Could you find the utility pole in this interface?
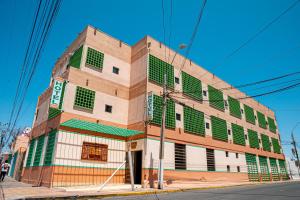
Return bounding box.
[158,73,167,189]
[291,133,300,176]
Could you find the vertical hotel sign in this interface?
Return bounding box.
[50,80,64,107]
[147,92,153,120]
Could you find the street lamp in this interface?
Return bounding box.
[158,43,186,190]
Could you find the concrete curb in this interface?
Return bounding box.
[23,180,299,200]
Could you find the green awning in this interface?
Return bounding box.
[60,119,144,137]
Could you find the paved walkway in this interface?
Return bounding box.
[0,177,297,200]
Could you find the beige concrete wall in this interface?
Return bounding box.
[63,82,129,125]
[54,130,126,169]
[215,150,247,173]
[33,97,50,128]
[186,145,207,171]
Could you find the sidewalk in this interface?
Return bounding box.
[0,177,297,200]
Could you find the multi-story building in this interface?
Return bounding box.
[22,25,288,187]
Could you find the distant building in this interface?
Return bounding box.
[286,157,300,179]
[22,26,288,187]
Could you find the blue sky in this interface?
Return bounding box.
[0,0,299,157]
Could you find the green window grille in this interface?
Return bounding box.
[183,106,205,136]
[150,94,175,129]
[148,54,174,89]
[33,135,45,166]
[272,138,281,154]
[48,107,62,120]
[278,159,289,180]
[259,156,270,181]
[208,85,224,111]
[267,117,277,133]
[257,111,267,129]
[261,134,271,152]
[86,47,104,70]
[26,139,36,167]
[269,158,280,181]
[244,105,256,125]
[182,71,202,101]
[211,116,227,142]
[68,46,83,69]
[245,153,259,182]
[248,129,259,149]
[228,96,241,118]
[74,86,95,111]
[232,123,245,146]
[44,130,57,166]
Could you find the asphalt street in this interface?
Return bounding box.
[101,182,300,200]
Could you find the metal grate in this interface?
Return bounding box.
[228,96,241,118]
[257,111,267,129]
[278,159,289,180]
[259,156,270,181]
[267,117,277,133]
[211,116,228,142]
[69,46,83,69]
[208,85,224,111]
[272,138,281,154]
[206,148,215,172]
[86,47,104,70]
[232,123,245,146]
[182,71,202,101]
[33,135,45,166]
[248,129,259,149]
[261,134,271,152]
[175,143,186,170]
[269,158,280,181]
[44,130,57,166]
[244,105,256,125]
[26,139,36,167]
[74,86,95,111]
[183,106,205,136]
[148,54,174,89]
[245,153,259,181]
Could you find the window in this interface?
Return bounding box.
[241,109,244,114]
[105,105,112,113]
[232,123,246,146]
[183,106,205,136]
[203,90,207,96]
[236,153,239,159]
[74,86,95,111]
[112,66,119,74]
[227,165,230,172]
[86,47,104,70]
[175,143,186,170]
[176,113,181,121]
[206,148,215,171]
[245,134,248,140]
[175,77,180,84]
[205,122,210,129]
[237,166,240,172]
[211,116,227,142]
[226,151,229,157]
[69,46,83,69]
[248,129,259,149]
[208,85,225,111]
[228,129,231,135]
[182,71,202,101]
[151,95,175,129]
[81,142,108,161]
[228,96,241,118]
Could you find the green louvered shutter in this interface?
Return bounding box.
[259,156,270,181]
[148,55,174,89]
[211,116,228,142]
[208,85,224,111]
[86,47,104,70]
[257,111,267,129]
[151,94,175,129]
[267,117,277,133]
[33,135,45,166]
[183,106,205,136]
[232,123,245,146]
[261,134,271,152]
[68,46,83,69]
[272,138,281,154]
[269,158,280,181]
[74,86,95,111]
[26,139,36,167]
[182,71,202,101]
[245,153,259,181]
[228,96,241,118]
[278,160,289,180]
[44,130,57,166]
[248,129,259,149]
[48,107,62,120]
[244,105,256,125]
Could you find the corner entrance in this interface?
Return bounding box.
[125,151,142,184]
